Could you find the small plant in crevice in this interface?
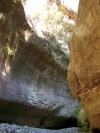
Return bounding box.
[75,107,90,132]
[3,46,14,56]
[79,125,90,132]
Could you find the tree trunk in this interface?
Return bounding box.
[68,0,100,132]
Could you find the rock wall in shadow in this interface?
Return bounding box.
[0,0,79,128]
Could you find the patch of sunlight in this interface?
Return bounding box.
[2,61,11,78]
[22,0,48,38]
[22,0,47,16]
[2,70,6,77]
[0,13,4,20]
[22,0,79,68]
[22,0,77,39]
[33,0,46,13]
[5,61,11,74]
[24,30,32,41]
[61,0,79,12]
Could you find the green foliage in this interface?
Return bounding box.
[35,2,74,44]
[75,107,90,132]
[3,46,14,56]
[79,125,90,132]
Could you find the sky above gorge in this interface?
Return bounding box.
[64,0,79,12]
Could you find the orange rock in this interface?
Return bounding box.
[68,0,100,132]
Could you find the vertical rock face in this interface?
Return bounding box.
[68,0,100,131]
[0,0,79,128]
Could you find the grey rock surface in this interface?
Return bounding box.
[0,123,89,133]
[0,0,80,128]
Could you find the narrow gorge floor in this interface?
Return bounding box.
[0,123,89,133]
[0,100,87,133]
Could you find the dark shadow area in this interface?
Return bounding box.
[93,129,100,133]
[0,100,77,129]
[44,118,77,129]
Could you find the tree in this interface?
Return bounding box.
[68,0,100,132]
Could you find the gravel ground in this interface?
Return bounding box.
[0,123,89,133]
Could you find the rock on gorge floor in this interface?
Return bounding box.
[0,123,89,133]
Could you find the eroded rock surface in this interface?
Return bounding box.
[0,0,79,128]
[68,0,100,132]
[0,123,88,133]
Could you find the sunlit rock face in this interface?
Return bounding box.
[60,0,79,12]
[68,0,100,132]
[0,0,79,128]
[22,0,77,69]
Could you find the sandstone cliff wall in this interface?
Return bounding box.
[68,0,100,131]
